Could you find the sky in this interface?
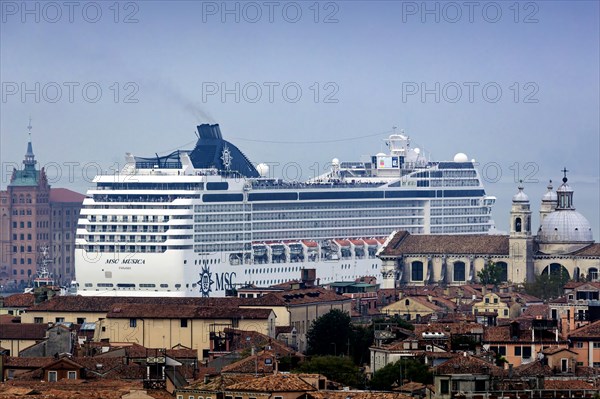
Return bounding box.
[1,0,599,235]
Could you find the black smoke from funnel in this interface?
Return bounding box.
[147,79,215,124]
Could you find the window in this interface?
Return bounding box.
[181,319,188,328]
[34,317,43,324]
[504,309,509,316]
[68,371,77,380]
[493,298,498,304]
[514,346,521,356]
[130,318,137,328]
[411,261,424,281]
[561,358,568,372]
[485,298,489,304]
[575,342,584,348]
[77,318,86,324]
[475,380,486,392]
[453,261,466,281]
[490,346,506,356]
[452,380,459,392]
[593,343,600,349]
[440,379,449,394]
[522,346,532,358]
[55,317,65,323]
[48,371,57,382]
[177,396,183,399]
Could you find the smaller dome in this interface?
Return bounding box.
[512,185,529,202]
[453,153,468,162]
[542,180,557,202]
[538,210,594,243]
[331,158,340,166]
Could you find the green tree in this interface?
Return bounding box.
[369,358,432,390]
[350,324,374,366]
[296,355,362,387]
[477,260,504,286]
[306,309,352,356]
[372,314,415,331]
[523,269,571,300]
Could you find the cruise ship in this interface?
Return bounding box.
[74,124,496,297]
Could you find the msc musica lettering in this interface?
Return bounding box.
[105,259,146,264]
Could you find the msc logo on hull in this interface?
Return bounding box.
[197,265,237,297]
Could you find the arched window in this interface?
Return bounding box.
[515,217,522,232]
[411,261,424,281]
[542,263,570,279]
[453,261,466,281]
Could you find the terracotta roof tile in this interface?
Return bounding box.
[380,231,509,257]
[221,350,277,374]
[106,303,272,319]
[522,304,549,318]
[569,319,600,339]
[544,380,595,390]
[27,296,246,313]
[0,314,20,324]
[571,243,600,256]
[225,373,317,392]
[0,323,47,340]
[3,356,54,368]
[513,360,553,377]
[434,354,504,376]
[309,392,412,399]
[224,328,300,358]
[244,287,350,307]
[2,293,35,307]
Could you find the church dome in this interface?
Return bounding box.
[538,210,593,243]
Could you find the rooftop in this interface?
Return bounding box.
[380,231,509,257]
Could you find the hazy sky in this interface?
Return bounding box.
[1,1,599,235]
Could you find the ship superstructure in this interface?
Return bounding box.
[74,124,496,296]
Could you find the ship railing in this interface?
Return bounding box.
[250,181,387,190]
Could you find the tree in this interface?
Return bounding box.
[350,324,374,366]
[369,358,432,390]
[296,355,362,387]
[477,260,504,286]
[306,309,352,356]
[523,270,571,300]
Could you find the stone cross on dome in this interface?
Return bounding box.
[562,167,569,183]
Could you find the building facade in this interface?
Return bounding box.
[0,126,84,289]
[379,173,599,287]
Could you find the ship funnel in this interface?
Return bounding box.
[197,124,223,140]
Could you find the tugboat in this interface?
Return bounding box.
[24,246,56,294]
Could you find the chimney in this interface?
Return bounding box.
[508,364,513,378]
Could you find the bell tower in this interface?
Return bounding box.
[509,182,534,283]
